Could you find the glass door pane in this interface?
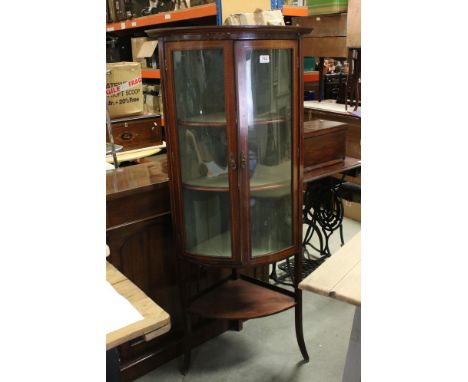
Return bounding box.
[172,46,232,258]
[237,44,295,258]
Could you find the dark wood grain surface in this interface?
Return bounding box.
[303,156,361,183]
[146,25,312,40]
[303,120,347,170]
[304,106,361,160]
[107,116,163,152]
[189,278,295,320]
[106,155,168,199]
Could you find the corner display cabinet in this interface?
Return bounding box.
[147,26,311,373]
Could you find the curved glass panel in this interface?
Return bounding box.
[243,48,293,257]
[173,48,231,257]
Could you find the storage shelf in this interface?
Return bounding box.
[182,162,291,193]
[282,5,308,17]
[178,113,285,127]
[189,278,295,320]
[106,4,307,32]
[142,69,161,79]
[179,113,226,127]
[106,3,217,32]
[187,232,231,258]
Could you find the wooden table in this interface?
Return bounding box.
[106,261,171,351]
[299,232,361,382]
[303,156,361,184]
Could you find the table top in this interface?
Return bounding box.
[106,155,169,200]
[304,156,361,183]
[106,262,171,350]
[304,100,361,118]
[299,232,361,306]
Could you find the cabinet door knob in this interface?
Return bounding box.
[229,153,237,170]
[240,151,247,169]
[121,132,133,140]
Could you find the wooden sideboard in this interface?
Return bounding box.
[106,155,267,381]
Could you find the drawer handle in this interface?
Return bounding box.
[121,132,133,141]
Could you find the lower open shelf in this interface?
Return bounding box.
[189,278,295,320]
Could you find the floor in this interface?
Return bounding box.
[136,217,361,382]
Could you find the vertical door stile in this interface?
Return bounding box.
[224,40,241,265]
[234,41,251,264]
[235,39,299,265]
[168,40,238,265]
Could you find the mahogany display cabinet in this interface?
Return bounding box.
[147,25,311,373]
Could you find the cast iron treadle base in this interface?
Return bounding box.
[270,257,326,287]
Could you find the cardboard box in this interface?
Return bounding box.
[132,38,158,69]
[106,62,144,119]
[343,199,360,222]
[131,37,148,68]
[221,0,271,24]
[143,84,161,114]
[346,0,360,47]
[224,9,284,25]
[137,40,158,69]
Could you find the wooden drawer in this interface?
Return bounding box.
[106,184,170,229]
[108,117,163,151]
[303,119,346,170]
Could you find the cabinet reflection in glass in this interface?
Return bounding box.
[173,48,231,257]
[244,48,293,257]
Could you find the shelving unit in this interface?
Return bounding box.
[106,3,217,32]
[141,69,160,79]
[282,5,308,17]
[106,3,309,32]
[182,162,291,193]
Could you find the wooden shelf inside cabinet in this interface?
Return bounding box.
[282,5,308,17]
[189,278,295,320]
[183,162,291,194]
[142,69,161,79]
[106,3,217,32]
[178,113,286,127]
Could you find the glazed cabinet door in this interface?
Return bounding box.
[165,41,241,265]
[235,40,300,265]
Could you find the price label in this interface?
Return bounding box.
[259,55,270,64]
[107,27,115,32]
[164,14,171,20]
[131,21,137,27]
[120,22,125,29]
